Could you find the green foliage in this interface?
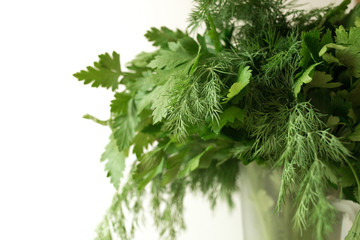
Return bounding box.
[224,65,251,102]
[111,99,138,151]
[346,211,360,240]
[320,25,360,78]
[145,27,186,48]
[76,1,360,240]
[74,51,121,91]
[101,134,126,189]
[293,62,321,98]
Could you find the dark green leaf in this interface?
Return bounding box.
[348,124,360,141]
[211,106,244,134]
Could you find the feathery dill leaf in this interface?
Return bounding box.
[75,1,360,239]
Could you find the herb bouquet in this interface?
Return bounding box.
[74,0,360,239]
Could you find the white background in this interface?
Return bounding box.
[0,0,351,239]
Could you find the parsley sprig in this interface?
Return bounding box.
[75,0,360,239]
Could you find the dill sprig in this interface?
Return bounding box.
[74,0,360,239]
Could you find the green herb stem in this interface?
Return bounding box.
[205,11,222,53]
[344,157,360,199]
[83,114,109,126]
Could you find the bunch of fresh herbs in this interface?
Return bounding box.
[74,0,360,239]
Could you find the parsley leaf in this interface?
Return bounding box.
[147,42,195,70]
[145,27,186,48]
[320,26,360,78]
[74,51,121,90]
[211,106,244,134]
[303,71,342,93]
[178,145,214,178]
[101,134,126,189]
[294,62,321,98]
[112,99,138,151]
[110,92,131,114]
[224,65,251,102]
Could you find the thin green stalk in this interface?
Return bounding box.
[83,114,109,126]
[205,11,222,53]
[344,157,360,199]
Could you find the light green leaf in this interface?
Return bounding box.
[73,51,121,91]
[101,134,126,189]
[319,43,347,56]
[178,145,214,178]
[150,61,194,123]
[333,26,360,78]
[112,99,138,151]
[110,92,131,114]
[147,40,197,70]
[293,62,321,98]
[356,16,360,27]
[224,65,252,102]
[144,27,186,48]
[321,53,343,65]
[150,84,172,123]
[304,71,342,93]
[348,124,360,141]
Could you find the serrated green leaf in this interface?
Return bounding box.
[324,163,355,187]
[294,62,321,98]
[345,211,360,240]
[344,4,360,28]
[73,51,121,91]
[101,134,126,189]
[112,99,138,151]
[111,92,131,114]
[211,106,244,134]
[126,51,156,71]
[132,132,156,158]
[178,145,214,178]
[304,71,342,93]
[178,37,199,55]
[333,26,360,78]
[147,40,196,70]
[324,163,339,185]
[144,27,186,48]
[150,84,172,123]
[150,61,194,123]
[224,65,252,102]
